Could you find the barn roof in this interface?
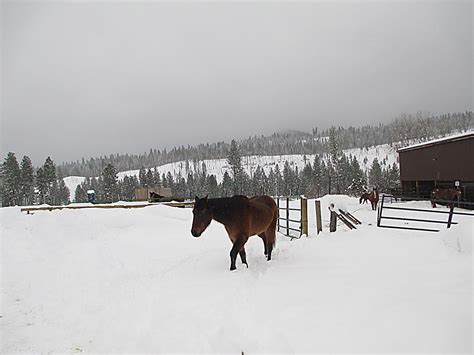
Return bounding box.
[397,131,474,153]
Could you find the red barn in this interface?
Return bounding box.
[397,132,474,201]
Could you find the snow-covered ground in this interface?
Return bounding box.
[1,196,472,353]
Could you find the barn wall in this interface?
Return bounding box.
[399,137,474,182]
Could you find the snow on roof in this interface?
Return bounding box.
[397,131,474,153]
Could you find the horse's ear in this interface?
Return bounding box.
[204,195,208,201]
[195,195,200,201]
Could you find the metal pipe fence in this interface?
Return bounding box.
[377,194,474,232]
[276,197,308,239]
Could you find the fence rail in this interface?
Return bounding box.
[20,201,194,213]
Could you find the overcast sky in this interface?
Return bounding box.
[1,0,472,165]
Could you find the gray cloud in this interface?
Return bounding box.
[1,0,472,165]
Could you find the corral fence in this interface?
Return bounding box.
[276,197,308,239]
[377,194,474,232]
[20,201,194,214]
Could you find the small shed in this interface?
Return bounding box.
[397,132,474,201]
[135,187,172,201]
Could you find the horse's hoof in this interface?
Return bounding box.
[230,266,236,271]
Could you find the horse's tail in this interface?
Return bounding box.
[270,208,278,248]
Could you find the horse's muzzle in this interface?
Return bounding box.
[191,230,201,238]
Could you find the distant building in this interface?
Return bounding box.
[87,190,96,204]
[397,132,474,201]
[135,187,172,201]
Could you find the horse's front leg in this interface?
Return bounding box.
[230,236,247,271]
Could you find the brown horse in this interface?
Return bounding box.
[367,189,379,211]
[191,195,278,271]
[431,188,461,208]
[359,193,370,204]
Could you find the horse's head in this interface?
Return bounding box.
[191,195,212,238]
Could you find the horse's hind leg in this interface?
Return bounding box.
[265,224,277,261]
[230,236,247,271]
[239,247,248,268]
[259,233,268,256]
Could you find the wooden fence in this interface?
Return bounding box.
[20,201,194,213]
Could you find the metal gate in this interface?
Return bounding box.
[276,197,308,239]
[377,194,474,232]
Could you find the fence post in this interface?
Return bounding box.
[315,200,322,235]
[377,195,384,227]
[301,197,308,236]
[286,197,290,237]
[329,203,337,232]
[447,204,454,228]
[277,198,280,232]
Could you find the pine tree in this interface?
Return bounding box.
[320,159,330,195]
[50,180,59,205]
[146,169,154,187]
[282,161,293,196]
[19,155,35,205]
[166,172,174,192]
[37,157,57,204]
[221,171,233,197]
[58,179,70,205]
[347,156,366,195]
[328,127,343,193]
[1,152,21,206]
[368,158,383,190]
[153,168,161,187]
[274,164,283,197]
[300,163,313,197]
[174,174,187,198]
[186,173,195,198]
[267,168,277,196]
[227,139,244,194]
[121,176,138,201]
[35,167,48,204]
[75,184,87,202]
[312,155,323,197]
[139,167,147,187]
[207,175,219,197]
[43,157,57,184]
[251,165,266,195]
[102,164,118,203]
[161,173,167,188]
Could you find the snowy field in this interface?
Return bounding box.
[1,196,472,353]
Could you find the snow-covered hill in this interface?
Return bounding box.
[1,196,472,353]
[64,143,398,201]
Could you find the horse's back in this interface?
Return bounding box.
[250,195,277,211]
